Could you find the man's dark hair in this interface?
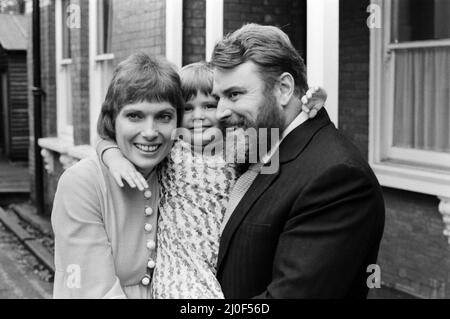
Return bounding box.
[210,23,308,97]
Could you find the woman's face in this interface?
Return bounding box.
[115,101,177,176]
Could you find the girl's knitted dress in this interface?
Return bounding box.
[151,139,237,298]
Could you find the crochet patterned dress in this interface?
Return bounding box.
[151,139,237,298]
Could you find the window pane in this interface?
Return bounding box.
[392,0,450,42]
[97,0,113,54]
[393,47,450,152]
[62,0,71,59]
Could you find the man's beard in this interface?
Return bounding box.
[219,91,285,174]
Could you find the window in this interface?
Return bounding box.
[61,0,71,60]
[391,0,450,157]
[89,0,114,145]
[392,0,450,43]
[369,0,450,198]
[56,0,74,142]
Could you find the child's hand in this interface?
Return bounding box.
[301,86,328,119]
[103,148,149,191]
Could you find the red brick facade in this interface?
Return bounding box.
[182,0,205,65]
[71,0,90,145]
[111,0,166,63]
[339,0,370,159]
[223,0,306,58]
[380,188,449,298]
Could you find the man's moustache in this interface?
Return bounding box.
[219,118,249,129]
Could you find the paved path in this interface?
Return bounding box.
[0,222,52,299]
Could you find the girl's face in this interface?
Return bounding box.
[181,92,220,147]
[115,101,177,176]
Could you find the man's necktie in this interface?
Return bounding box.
[220,163,263,234]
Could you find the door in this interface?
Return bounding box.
[0,72,9,156]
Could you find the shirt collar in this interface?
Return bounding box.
[261,111,309,164]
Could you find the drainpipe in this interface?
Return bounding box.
[32,0,44,215]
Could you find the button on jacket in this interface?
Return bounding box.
[52,156,159,299]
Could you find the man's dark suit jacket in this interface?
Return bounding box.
[217,109,385,298]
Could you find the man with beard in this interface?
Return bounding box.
[210,24,385,298]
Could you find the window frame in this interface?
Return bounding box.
[205,0,223,61]
[55,0,74,144]
[369,0,450,198]
[165,0,183,69]
[89,0,114,145]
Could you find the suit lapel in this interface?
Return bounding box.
[217,167,279,269]
[279,108,332,164]
[217,109,333,270]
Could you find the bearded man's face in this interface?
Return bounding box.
[212,61,285,166]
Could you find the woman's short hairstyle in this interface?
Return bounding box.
[97,53,184,140]
[210,23,308,98]
[180,61,214,102]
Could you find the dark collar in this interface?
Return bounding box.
[276,108,332,165]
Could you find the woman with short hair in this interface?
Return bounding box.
[51,53,184,298]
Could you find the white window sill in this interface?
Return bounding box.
[38,137,73,154]
[94,53,115,62]
[372,160,450,244]
[387,38,450,50]
[38,137,96,172]
[371,160,450,198]
[60,58,73,65]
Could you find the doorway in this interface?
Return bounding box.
[0,72,9,156]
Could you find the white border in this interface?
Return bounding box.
[165,0,183,69]
[205,0,223,62]
[306,0,339,127]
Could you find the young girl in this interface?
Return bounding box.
[97,62,327,298]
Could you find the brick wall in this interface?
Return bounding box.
[71,0,90,145]
[379,188,450,298]
[111,0,166,64]
[223,0,306,58]
[339,0,370,159]
[338,0,450,298]
[183,0,205,65]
